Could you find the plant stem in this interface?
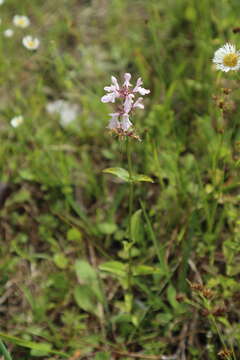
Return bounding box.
[209,315,235,360]
[126,138,134,296]
[0,339,12,360]
[127,138,134,217]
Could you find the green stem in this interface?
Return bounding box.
[0,339,12,360]
[209,315,235,360]
[126,138,134,295]
[140,200,167,274]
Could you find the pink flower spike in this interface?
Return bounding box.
[123,94,134,114]
[107,113,121,130]
[123,73,132,88]
[133,97,144,109]
[121,114,132,131]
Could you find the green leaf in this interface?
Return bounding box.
[53,253,68,269]
[74,285,99,316]
[102,167,130,182]
[98,222,117,235]
[99,261,126,277]
[130,209,142,243]
[0,332,68,358]
[103,168,153,184]
[74,260,103,302]
[167,285,181,310]
[94,351,111,360]
[75,260,97,283]
[30,344,52,357]
[67,228,82,242]
[133,264,163,276]
[132,174,154,183]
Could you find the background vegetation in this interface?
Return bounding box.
[0,0,240,359]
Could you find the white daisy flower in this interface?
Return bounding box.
[0,0,5,5]
[10,115,24,128]
[4,29,14,37]
[213,43,240,72]
[22,35,40,50]
[13,15,30,28]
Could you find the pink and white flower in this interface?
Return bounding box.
[123,94,134,114]
[107,113,121,130]
[121,114,132,131]
[101,76,120,103]
[133,78,150,95]
[101,73,150,137]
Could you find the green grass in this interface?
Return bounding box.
[1,0,240,359]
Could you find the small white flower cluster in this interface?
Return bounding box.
[2,12,40,50]
[46,100,80,127]
[101,73,150,138]
[10,115,24,128]
[213,43,240,72]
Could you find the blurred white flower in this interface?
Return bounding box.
[13,15,30,28]
[4,29,14,37]
[213,43,240,72]
[11,115,23,128]
[0,0,4,5]
[22,35,40,50]
[46,100,80,127]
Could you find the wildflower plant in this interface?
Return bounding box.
[102,73,153,313]
[101,73,150,140]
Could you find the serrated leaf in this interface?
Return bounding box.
[102,167,130,182]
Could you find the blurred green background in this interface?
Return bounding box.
[0,0,240,359]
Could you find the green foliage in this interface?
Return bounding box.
[1,0,240,358]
